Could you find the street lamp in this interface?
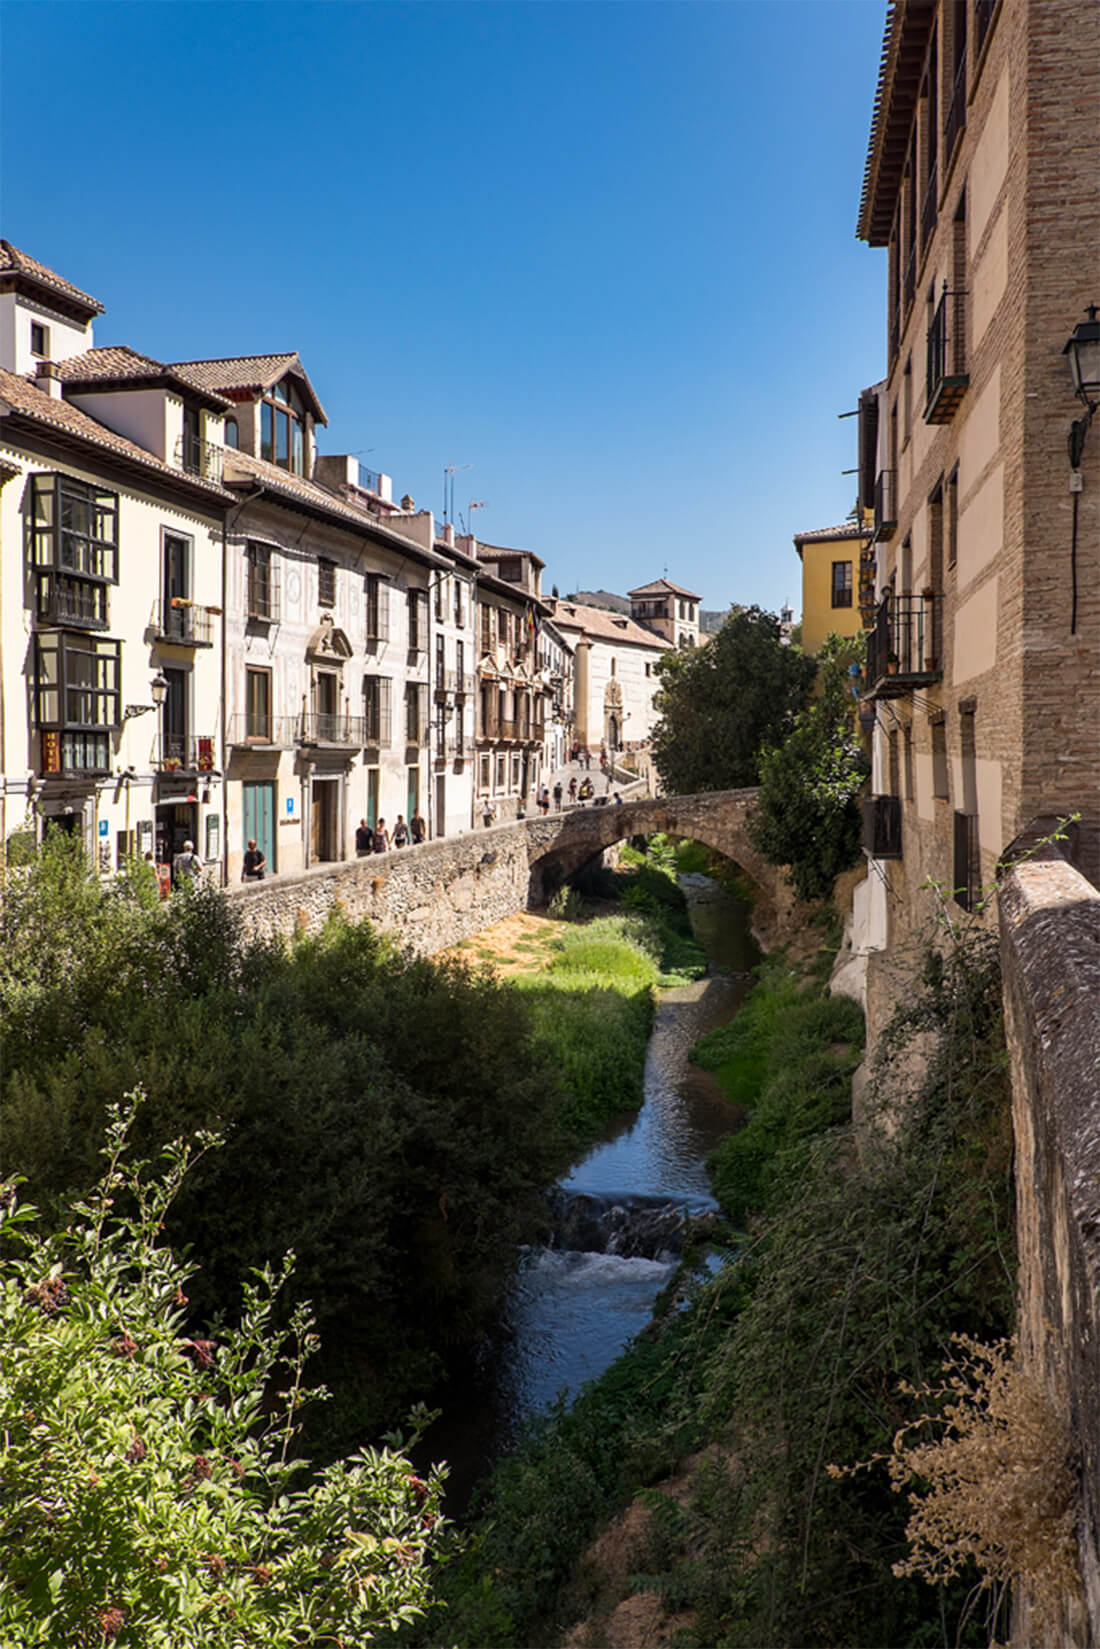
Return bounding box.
[1063,303,1100,468]
[150,671,169,708]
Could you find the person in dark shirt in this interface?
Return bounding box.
[355,818,373,856]
[241,838,266,881]
[410,810,427,844]
[393,815,409,847]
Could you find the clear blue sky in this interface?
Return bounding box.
[2,0,887,615]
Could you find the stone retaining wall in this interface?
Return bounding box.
[226,822,531,955]
[999,820,1100,1646]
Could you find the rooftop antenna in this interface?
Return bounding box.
[443,463,472,525]
[465,500,488,539]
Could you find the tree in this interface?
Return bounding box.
[0,1094,445,1647]
[650,607,816,794]
[747,633,870,901]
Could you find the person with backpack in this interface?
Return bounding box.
[393,815,409,848]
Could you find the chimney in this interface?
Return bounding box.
[34,360,63,399]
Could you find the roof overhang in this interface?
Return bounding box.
[858,0,936,247]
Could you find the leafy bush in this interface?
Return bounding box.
[0,1096,445,1647]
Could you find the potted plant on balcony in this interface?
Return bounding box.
[886,652,900,675]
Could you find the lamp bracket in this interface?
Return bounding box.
[123,703,156,722]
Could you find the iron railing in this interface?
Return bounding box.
[904,243,916,312]
[37,572,108,630]
[153,600,215,646]
[953,811,981,910]
[920,171,938,252]
[926,287,969,421]
[945,53,967,157]
[863,794,903,859]
[874,469,897,538]
[158,734,217,771]
[175,434,224,483]
[298,712,367,746]
[227,713,299,747]
[866,591,942,693]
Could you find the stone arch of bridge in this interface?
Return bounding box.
[524,790,784,917]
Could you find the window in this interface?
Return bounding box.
[35,632,121,770]
[479,753,490,791]
[435,576,447,622]
[903,356,913,443]
[30,321,49,357]
[499,558,523,583]
[181,406,202,475]
[831,562,853,608]
[480,604,494,653]
[260,379,307,475]
[246,543,280,621]
[31,473,119,582]
[363,675,392,746]
[931,716,949,798]
[645,661,652,677]
[224,417,239,449]
[456,638,465,689]
[245,667,272,740]
[405,682,427,745]
[161,667,190,764]
[946,0,968,156]
[365,573,389,645]
[407,590,428,653]
[946,465,959,568]
[318,558,336,609]
[610,657,616,676]
[920,31,938,251]
[454,580,465,627]
[436,634,446,688]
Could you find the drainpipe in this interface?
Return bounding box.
[219,512,228,887]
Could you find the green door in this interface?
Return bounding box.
[243,781,276,873]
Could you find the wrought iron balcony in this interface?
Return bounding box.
[158,734,217,772]
[925,287,969,423]
[863,794,903,859]
[874,469,897,539]
[298,712,367,747]
[227,714,298,748]
[153,599,215,647]
[37,571,108,630]
[865,591,943,698]
[175,433,224,483]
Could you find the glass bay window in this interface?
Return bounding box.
[31,474,119,630]
[35,631,121,775]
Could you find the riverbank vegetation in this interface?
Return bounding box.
[423,923,1015,1648]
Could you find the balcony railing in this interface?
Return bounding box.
[358,465,382,493]
[953,810,981,910]
[298,712,367,746]
[863,794,903,859]
[175,433,224,484]
[874,469,897,539]
[945,54,967,159]
[37,572,108,630]
[925,287,969,423]
[866,592,943,697]
[158,734,217,771]
[434,669,457,697]
[904,243,916,312]
[153,600,215,646]
[227,714,298,747]
[499,719,518,741]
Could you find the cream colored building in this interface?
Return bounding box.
[627,578,700,649]
[473,543,550,820]
[549,598,669,755]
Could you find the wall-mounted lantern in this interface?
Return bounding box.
[1064,303,1099,468]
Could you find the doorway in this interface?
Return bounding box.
[242,780,276,875]
[435,774,446,838]
[156,801,198,883]
[311,778,339,862]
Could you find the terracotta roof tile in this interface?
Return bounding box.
[0,241,103,317]
[55,346,230,409]
[0,367,232,503]
[792,522,868,552]
[550,598,671,650]
[171,353,328,425]
[627,576,700,600]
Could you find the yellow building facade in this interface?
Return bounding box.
[792,520,868,656]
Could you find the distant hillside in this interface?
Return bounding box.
[701,608,728,634]
[566,589,630,614]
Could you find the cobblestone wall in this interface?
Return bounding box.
[226,822,531,956]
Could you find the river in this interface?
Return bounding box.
[431,873,756,1506]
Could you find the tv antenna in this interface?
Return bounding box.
[443,463,472,525]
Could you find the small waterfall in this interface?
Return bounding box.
[547,1188,718,1262]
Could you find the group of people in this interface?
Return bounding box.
[355,811,426,856]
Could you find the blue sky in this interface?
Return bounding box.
[2,0,887,614]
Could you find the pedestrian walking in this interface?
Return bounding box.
[373,818,390,853]
[355,818,372,856]
[553,781,563,811]
[174,838,203,885]
[241,838,266,882]
[393,814,409,847]
[568,777,577,803]
[584,749,591,771]
[482,796,496,829]
[410,809,426,844]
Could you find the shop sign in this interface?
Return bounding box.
[41,732,60,774]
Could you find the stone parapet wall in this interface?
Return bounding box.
[226,823,531,956]
[999,820,1100,1645]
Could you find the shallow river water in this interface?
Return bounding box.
[431,875,756,1503]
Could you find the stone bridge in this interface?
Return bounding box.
[228,787,793,956]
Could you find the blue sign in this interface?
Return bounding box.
[285,797,296,816]
[98,819,109,837]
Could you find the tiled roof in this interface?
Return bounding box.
[171,353,328,425]
[793,521,867,546]
[478,540,547,571]
[0,240,103,317]
[627,576,700,600]
[550,598,671,651]
[0,367,232,502]
[55,346,231,410]
[221,449,447,565]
